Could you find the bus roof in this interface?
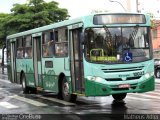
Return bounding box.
[7,16,83,39]
[7,12,150,40]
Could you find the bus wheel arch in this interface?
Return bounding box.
[20,71,24,84]
[58,73,64,99]
[20,71,29,94]
[58,73,77,102]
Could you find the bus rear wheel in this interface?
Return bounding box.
[61,76,77,102]
[21,73,29,94]
[112,93,127,101]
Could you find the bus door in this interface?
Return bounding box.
[32,33,42,88]
[69,25,84,93]
[10,40,16,83]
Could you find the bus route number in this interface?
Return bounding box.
[133,71,144,77]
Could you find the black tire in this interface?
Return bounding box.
[21,73,30,94]
[155,69,160,78]
[112,93,127,101]
[61,76,77,102]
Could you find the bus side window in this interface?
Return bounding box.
[55,42,68,57]
[55,28,68,57]
[25,49,32,58]
[24,35,32,58]
[42,31,55,57]
[16,38,24,59]
[55,30,58,42]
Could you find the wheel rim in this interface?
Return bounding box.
[22,76,25,89]
[63,82,69,96]
[157,71,160,78]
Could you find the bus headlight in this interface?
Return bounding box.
[87,76,103,82]
[144,72,154,79]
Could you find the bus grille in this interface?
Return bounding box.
[102,66,144,73]
[105,76,141,81]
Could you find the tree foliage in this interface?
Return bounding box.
[0,13,11,47]
[0,0,69,47]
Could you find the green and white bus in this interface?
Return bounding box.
[6,13,155,102]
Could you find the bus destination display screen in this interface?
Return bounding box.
[93,14,146,25]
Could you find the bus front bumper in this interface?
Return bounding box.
[85,76,155,96]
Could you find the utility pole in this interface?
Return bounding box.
[136,0,139,13]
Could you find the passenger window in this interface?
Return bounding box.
[55,42,68,57]
[42,31,54,57]
[24,35,32,58]
[16,37,24,59]
[55,28,68,57]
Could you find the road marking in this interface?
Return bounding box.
[129,93,160,100]
[36,95,75,106]
[0,102,19,109]
[0,79,11,84]
[10,95,48,107]
[144,91,160,96]
[155,80,160,84]
[154,89,160,92]
[127,96,150,101]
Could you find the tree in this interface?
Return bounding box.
[0,0,69,47]
[9,0,69,30]
[0,13,11,47]
[146,12,156,28]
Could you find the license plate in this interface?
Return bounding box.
[118,84,130,88]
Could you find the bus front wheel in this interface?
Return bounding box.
[21,73,29,94]
[61,76,77,102]
[155,69,160,78]
[112,93,127,101]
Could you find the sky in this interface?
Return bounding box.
[0,0,124,18]
[138,0,160,18]
[0,0,160,19]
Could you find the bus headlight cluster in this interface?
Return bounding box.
[144,72,154,79]
[87,76,103,82]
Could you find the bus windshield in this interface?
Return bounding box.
[85,26,152,63]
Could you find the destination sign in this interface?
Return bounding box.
[93,14,146,24]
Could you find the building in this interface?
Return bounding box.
[152,19,160,58]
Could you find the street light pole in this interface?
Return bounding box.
[136,0,139,13]
[109,0,127,12]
